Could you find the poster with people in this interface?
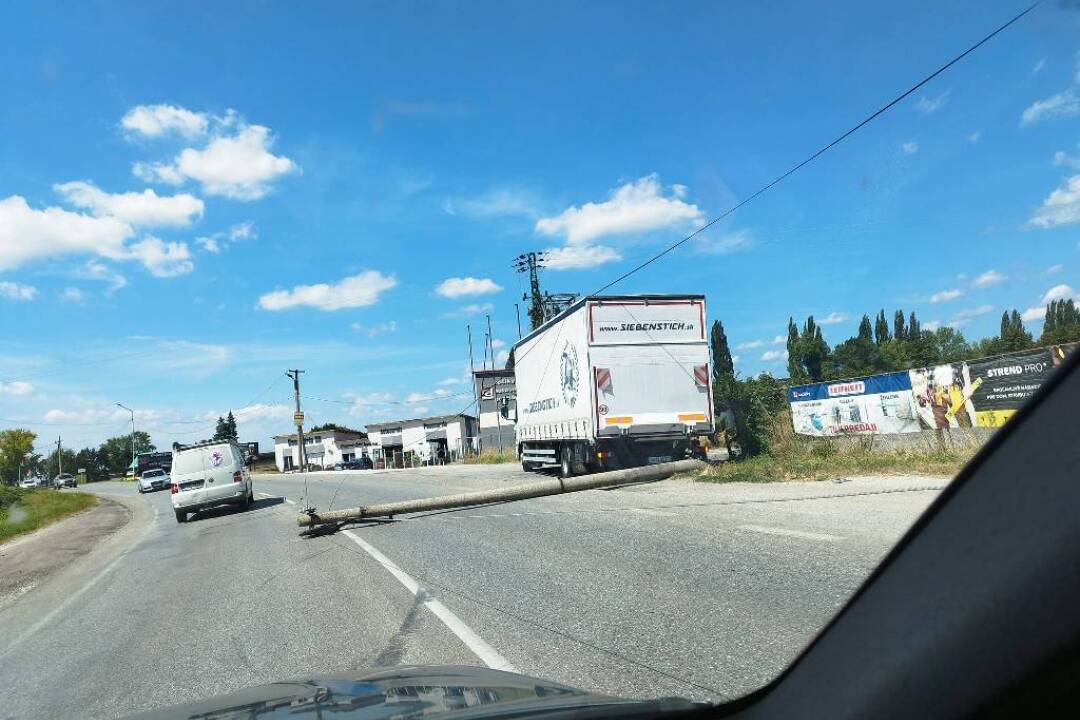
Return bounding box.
[908,362,973,430]
[788,372,920,436]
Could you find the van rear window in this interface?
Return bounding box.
[171,451,206,475]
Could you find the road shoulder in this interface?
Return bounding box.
[0,486,152,658]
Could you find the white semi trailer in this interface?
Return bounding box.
[509,294,714,477]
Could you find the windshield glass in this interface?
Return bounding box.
[0,2,1077,718]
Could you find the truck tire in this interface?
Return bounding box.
[559,445,574,479]
[174,509,186,523]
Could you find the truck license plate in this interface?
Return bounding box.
[647,455,673,465]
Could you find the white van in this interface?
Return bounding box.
[170,441,253,523]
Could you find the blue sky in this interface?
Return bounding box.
[1,1,1078,452]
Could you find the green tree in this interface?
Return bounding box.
[74,447,109,482]
[927,326,971,363]
[1040,299,1080,345]
[795,316,830,382]
[99,431,155,475]
[893,309,907,342]
[874,310,891,345]
[726,373,788,457]
[225,411,238,441]
[213,416,228,441]
[857,314,873,342]
[709,319,735,380]
[0,428,37,485]
[45,448,78,478]
[998,309,1034,354]
[908,311,920,338]
[786,317,804,382]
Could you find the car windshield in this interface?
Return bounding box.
[0,3,1078,718]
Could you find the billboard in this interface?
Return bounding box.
[788,372,920,436]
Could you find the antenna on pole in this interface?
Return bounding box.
[513,251,548,330]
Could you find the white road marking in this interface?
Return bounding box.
[257,492,296,505]
[625,508,677,517]
[341,529,516,672]
[738,524,842,542]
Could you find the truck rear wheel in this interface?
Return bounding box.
[559,445,574,478]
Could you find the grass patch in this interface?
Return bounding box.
[0,486,99,544]
[461,449,518,465]
[697,414,978,483]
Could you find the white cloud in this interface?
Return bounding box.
[916,91,949,114]
[350,320,397,338]
[258,270,397,311]
[761,349,788,362]
[930,288,964,303]
[458,303,493,316]
[735,339,764,350]
[231,403,292,422]
[731,355,740,365]
[1021,89,1080,127]
[44,407,127,424]
[972,270,1007,288]
[1052,145,1080,170]
[435,276,503,298]
[0,281,37,301]
[128,237,194,277]
[0,195,133,271]
[818,312,849,325]
[1047,263,1064,275]
[1033,57,1047,75]
[496,349,510,365]
[138,124,298,200]
[535,174,703,245]
[490,338,506,349]
[0,381,33,396]
[922,320,942,331]
[1042,284,1075,304]
[692,229,753,255]
[968,130,981,144]
[1028,175,1080,229]
[437,377,462,386]
[1022,306,1046,322]
[901,141,919,155]
[80,260,127,292]
[444,188,539,218]
[542,245,622,270]
[196,221,255,254]
[60,286,85,302]
[121,104,208,139]
[132,161,185,185]
[54,181,203,228]
[952,304,995,325]
[771,335,786,345]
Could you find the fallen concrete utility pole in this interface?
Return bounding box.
[297,458,707,529]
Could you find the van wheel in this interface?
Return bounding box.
[174,510,186,523]
[559,445,574,479]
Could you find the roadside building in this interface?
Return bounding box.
[366,413,479,467]
[272,428,370,472]
[473,368,516,453]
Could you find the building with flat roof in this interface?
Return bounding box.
[271,428,369,472]
[473,368,516,452]
[366,413,478,467]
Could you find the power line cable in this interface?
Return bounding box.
[589,2,1038,298]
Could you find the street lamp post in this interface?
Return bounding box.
[116,403,135,477]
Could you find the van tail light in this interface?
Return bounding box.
[233,471,242,483]
[170,483,178,495]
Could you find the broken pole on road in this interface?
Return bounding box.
[296,458,707,532]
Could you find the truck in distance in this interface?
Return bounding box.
[509,294,713,477]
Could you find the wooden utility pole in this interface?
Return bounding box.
[286,370,307,472]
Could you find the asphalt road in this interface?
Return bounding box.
[0,466,948,718]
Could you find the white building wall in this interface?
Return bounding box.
[401,424,427,458]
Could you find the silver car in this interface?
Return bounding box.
[137,468,170,493]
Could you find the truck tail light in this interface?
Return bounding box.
[170,483,178,495]
[233,471,242,483]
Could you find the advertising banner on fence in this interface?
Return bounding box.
[788,372,920,436]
